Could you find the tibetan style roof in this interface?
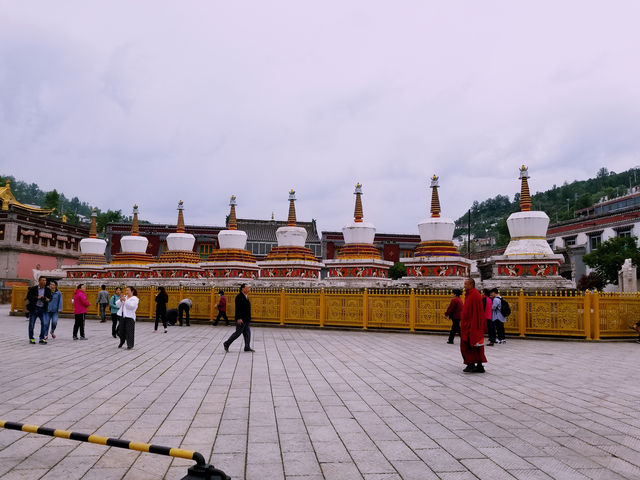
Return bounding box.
[236,219,320,243]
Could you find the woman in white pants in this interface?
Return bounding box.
[116,286,139,349]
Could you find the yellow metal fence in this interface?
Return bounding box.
[10,286,639,340]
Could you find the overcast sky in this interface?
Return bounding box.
[2,1,640,234]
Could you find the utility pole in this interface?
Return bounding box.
[467,209,471,259]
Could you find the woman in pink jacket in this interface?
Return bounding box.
[73,284,90,340]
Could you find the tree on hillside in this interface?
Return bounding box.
[44,189,61,212]
[97,210,125,233]
[582,236,640,285]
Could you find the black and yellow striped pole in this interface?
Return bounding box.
[0,420,230,480]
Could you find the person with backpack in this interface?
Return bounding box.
[490,288,509,344]
[482,288,497,346]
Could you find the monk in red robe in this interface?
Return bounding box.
[460,278,487,373]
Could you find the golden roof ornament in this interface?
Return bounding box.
[89,208,98,238]
[353,183,364,223]
[228,195,238,230]
[430,174,441,218]
[176,200,185,233]
[131,204,139,236]
[519,165,531,212]
[287,189,297,227]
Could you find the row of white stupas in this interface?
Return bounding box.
[65,166,572,289]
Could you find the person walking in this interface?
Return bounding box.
[109,287,122,338]
[483,288,497,346]
[445,288,463,344]
[26,276,52,344]
[72,284,90,340]
[178,298,192,326]
[490,288,507,344]
[223,284,254,352]
[46,280,63,339]
[97,285,109,323]
[460,278,487,373]
[154,286,168,333]
[116,286,139,349]
[213,290,229,326]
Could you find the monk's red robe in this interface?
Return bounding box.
[460,288,487,364]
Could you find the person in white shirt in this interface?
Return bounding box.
[116,286,139,349]
[178,298,193,326]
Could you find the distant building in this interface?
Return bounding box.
[105,218,321,262]
[0,180,88,294]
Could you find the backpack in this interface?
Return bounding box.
[500,297,511,317]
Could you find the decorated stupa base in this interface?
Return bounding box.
[337,244,383,259]
[485,255,573,290]
[146,261,205,279]
[414,240,459,257]
[324,258,393,287]
[156,250,201,264]
[208,248,257,263]
[110,252,154,264]
[399,256,473,288]
[264,246,319,262]
[200,261,260,280]
[76,254,108,265]
[257,260,323,284]
[63,264,106,279]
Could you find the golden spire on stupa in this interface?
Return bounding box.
[519,165,531,212]
[353,183,364,223]
[228,195,237,230]
[89,208,98,238]
[287,190,297,227]
[131,205,139,236]
[430,175,441,218]
[176,200,185,233]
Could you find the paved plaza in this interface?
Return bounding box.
[1,305,639,480]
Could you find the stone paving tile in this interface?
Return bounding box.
[2,306,640,479]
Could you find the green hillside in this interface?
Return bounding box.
[453,167,640,247]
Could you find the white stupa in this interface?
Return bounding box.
[78,208,107,265]
[111,205,153,264]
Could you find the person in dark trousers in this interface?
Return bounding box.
[223,284,254,352]
[26,276,52,344]
[483,288,497,346]
[109,287,122,338]
[46,280,62,339]
[490,288,507,344]
[97,285,109,323]
[445,288,463,344]
[72,283,90,340]
[154,286,168,333]
[166,308,178,326]
[116,286,139,349]
[178,298,192,326]
[213,290,229,326]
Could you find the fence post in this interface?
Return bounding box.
[362,288,368,330]
[319,288,325,327]
[592,291,600,340]
[518,289,525,337]
[11,286,16,312]
[148,288,154,319]
[210,288,216,322]
[179,285,185,302]
[279,288,286,326]
[409,289,416,332]
[583,291,591,340]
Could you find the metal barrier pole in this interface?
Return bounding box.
[0,420,230,480]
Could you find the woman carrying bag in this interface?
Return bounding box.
[116,286,139,349]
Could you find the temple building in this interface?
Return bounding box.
[200,196,259,281]
[400,175,472,288]
[324,183,392,286]
[484,166,573,290]
[257,190,323,284]
[0,180,86,296]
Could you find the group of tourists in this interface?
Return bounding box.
[444,278,510,373]
[25,280,231,350]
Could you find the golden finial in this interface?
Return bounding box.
[176,200,185,233]
[228,195,237,230]
[353,183,363,223]
[89,208,98,238]
[62,214,67,223]
[287,190,297,227]
[430,175,441,218]
[131,205,139,236]
[519,165,531,212]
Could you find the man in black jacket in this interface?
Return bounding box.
[223,283,254,352]
[26,276,52,344]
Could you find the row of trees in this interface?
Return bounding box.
[1,175,131,233]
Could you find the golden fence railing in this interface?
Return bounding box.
[9,286,639,340]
